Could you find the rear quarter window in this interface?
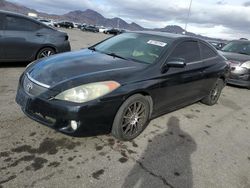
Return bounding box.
[200,42,217,59]
[5,15,40,31]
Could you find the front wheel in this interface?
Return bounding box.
[201,79,224,106]
[111,94,151,141]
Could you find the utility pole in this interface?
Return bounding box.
[117,18,120,29]
[184,0,193,34]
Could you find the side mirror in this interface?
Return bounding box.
[167,60,186,68]
[161,58,186,73]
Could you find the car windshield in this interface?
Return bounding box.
[93,33,172,64]
[221,41,250,55]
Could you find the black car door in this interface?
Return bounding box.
[2,15,45,61]
[155,40,205,114]
[0,13,4,61]
[199,41,221,95]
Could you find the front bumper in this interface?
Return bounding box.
[16,81,123,136]
[227,66,250,88]
[227,78,250,88]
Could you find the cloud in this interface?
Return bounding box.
[101,0,250,35]
[217,1,227,5]
[243,1,250,6]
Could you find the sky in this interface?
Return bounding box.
[8,0,250,39]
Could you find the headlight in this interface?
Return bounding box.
[55,81,120,103]
[241,61,250,69]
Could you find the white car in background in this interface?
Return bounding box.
[73,22,81,28]
[38,19,54,27]
[98,26,108,33]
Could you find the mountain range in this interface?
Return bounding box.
[0,0,226,41]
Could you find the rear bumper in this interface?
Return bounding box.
[57,41,71,53]
[16,82,123,136]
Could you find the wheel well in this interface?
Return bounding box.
[125,91,154,118]
[219,76,227,86]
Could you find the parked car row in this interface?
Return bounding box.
[36,17,127,35]
[79,24,125,35]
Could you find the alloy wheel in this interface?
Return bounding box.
[210,83,220,103]
[38,49,55,59]
[122,101,147,136]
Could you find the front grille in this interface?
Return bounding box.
[23,75,47,96]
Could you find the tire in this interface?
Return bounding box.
[201,79,224,106]
[111,94,151,141]
[36,47,56,60]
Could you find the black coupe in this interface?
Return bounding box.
[16,31,229,140]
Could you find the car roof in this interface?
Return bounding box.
[0,10,57,30]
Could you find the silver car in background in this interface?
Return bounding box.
[220,40,250,89]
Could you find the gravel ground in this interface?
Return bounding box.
[0,28,250,188]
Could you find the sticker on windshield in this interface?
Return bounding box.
[147,40,167,47]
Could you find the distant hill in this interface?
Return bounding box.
[62,9,144,30]
[155,25,185,33]
[0,0,143,30]
[0,0,227,41]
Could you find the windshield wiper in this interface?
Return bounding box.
[105,52,128,60]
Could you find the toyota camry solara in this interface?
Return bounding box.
[16,31,230,141]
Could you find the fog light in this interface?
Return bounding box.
[70,120,79,131]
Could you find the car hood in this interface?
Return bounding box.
[27,49,147,89]
[219,51,250,63]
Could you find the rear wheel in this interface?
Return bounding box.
[111,94,150,141]
[201,79,224,105]
[36,47,55,60]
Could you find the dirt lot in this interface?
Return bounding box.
[0,29,250,188]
